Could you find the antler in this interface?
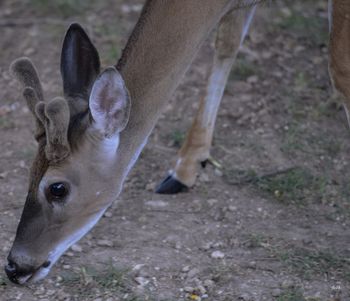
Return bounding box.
[10,58,45,139]
[36,99,71,163]
[10,57,71,163]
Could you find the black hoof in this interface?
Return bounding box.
[155,174,189,194]
[200,159,209,168]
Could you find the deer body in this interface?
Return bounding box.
[5,0,350,285]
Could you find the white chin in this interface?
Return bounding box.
[18,266,51,284]
[29,266,51,282]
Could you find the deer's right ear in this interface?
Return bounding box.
[60,23,100,98]
[89,67,130,138]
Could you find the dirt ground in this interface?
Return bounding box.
[0,0,349,300]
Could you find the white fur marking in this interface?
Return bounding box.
[240,6,256,44]
[202,58,234,128]
[47,209,107,268]
[28,208,107,283]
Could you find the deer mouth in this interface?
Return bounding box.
[14,261,51,285]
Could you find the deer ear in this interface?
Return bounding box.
[60,23,100,98]
[89,67,130,137]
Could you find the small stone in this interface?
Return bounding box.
[134,276,149,286]
[228,205,237,212]
[247,75,258,84]
[71,244,82,252]
[187,268,200,279]
[175,242,182,250]
[271,288,282,297]
[145,200,168,208]
[214,169,223,177]
[24,48,35,56]
[103,211,112,218]
[132,264,145,271]
[145,182,156,191]
[211,251,225,259]
[64,251,74,257]
[63,265,70,269]
[247,261,256,269]
[238,293,251,300]
[182,266,190,273]
[199,173,210,183]
[201,242,213,250]
[97,239,114,247]
[204,279,214,288]
[207,199,218,206]
[198,285,206,294]
[46,290,56,296]
[281,279,295,289]
[184,286,194,293]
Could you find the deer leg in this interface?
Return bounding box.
[156,7,256,194]
[329,0,350,124]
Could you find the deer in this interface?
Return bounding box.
[4,0,350,285]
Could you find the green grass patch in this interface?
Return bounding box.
[31,0,91,17]
[277,287,306,301]
[0,116,15,130]
[169,129,185,148]
[243,233,270,249]
[274,247,350,281]
[60,264,133,300]
[255,167,326,204]
[276,12,328,46]
[230,55,256,81]
[223,167,326,204]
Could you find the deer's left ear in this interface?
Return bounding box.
[89,67,131,137]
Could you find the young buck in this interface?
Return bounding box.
[5,0,350,284]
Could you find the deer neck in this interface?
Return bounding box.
[113,0,232,186]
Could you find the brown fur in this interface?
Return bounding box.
[8,0,350,284]
[329,0,350,108]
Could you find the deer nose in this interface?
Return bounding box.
[5,259,33,284]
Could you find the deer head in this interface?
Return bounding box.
[5,23,130,284]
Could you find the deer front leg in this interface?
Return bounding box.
[329,0,350,123]
[156,7,256,194]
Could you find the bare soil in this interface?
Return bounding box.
[0,0,349,300]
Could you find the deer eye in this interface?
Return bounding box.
[46,182,69,201]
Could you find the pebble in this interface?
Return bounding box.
[175,242,182,250]
[247,261,256,269]
[198,285,207,294]
[206,199,218,207]
[182,266,190,273]
[187,268,200,279]
[271,288,282,297]
[103,211,112,218]
[214,169,223,177]
[97,239,114,247]
[134,276,149,286]
[71,244,82,252]
[203,279,214,288]
[132,264,145,271]
[199,173,210,183]
[145,200,168,208]
[201,242,213,250]
[184,286,194,293]
[145,182,156,191]
[211,251,225,259]
[281,279,295,288]
[238,293,251,301]
[228,205,237,212]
